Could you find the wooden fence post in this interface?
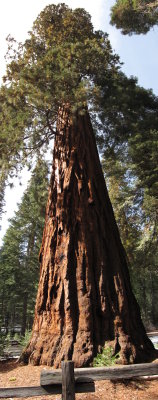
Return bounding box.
[61,361,75,400]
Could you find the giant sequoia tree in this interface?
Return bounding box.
[1,4,157,366]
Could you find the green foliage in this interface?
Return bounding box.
[0,173,6,229]
[102,144,158,327]
[93,346,119,367]
[0,158,49,334]
[0,3,120,186]
[129,129,158,198]
[0,333,5,356]
[99,73,158,201]
[110,0,158,35]
[1,3,158,209]
[99,73,158,324]
[0,331,11,357]
[19,330,32,347]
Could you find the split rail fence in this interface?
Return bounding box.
[0,361,158,399]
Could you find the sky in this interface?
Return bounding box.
[0,0,158,244]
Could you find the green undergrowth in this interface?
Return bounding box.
[93,346,120,367]
[18,330,32,347]
[0,330,32,357]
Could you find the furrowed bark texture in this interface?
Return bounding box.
[22,107,156,367]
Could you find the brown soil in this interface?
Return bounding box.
[0,360,158,400]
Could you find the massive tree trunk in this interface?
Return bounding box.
[22,106,157,367]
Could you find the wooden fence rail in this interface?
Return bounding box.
[0,361,157,399]
[41,361,158,384]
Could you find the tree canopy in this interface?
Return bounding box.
[1,4,158,201]
[0,3,119,182]
[110,0,158,35]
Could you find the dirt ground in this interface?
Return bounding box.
[0,360,158,400]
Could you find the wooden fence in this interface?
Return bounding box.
[0,361,157,399]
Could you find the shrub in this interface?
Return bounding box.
[19,330,32,347]
[93,346,120,367]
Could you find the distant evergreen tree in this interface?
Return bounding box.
[102,141,158,328]
[98,73,158,200]
[0,158,49,335]
[0,176,6,230]
[110,0,158,35]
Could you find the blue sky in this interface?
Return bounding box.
[103,1,158,95]
[0,0,158,243]
[110,23,158,95]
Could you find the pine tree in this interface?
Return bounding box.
[0,158,49,335]
[102,130,158,329]
[0,4,157,366]
[110,0,158,35]
[0,175,6,230]
[99,73,158,200]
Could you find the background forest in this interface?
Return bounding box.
[0,0,158,344]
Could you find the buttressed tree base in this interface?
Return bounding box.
[21,107,156,367]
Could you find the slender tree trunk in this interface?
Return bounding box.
[5,312,9,335]
[21,106,157,367]
[150,271,157,327]
[21,224,35,336]
[21,293,28,337]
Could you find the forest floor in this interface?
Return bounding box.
[0,359,158,400]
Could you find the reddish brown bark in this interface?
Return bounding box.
[22,106,157,367]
